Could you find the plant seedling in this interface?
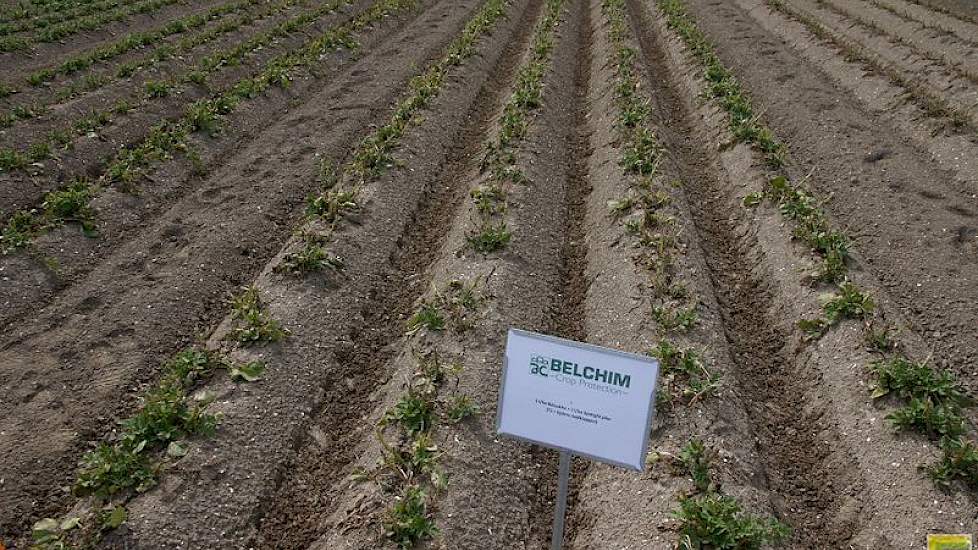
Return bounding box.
[822,282,874,323]
[41,179,97,234]
[385,485,438,549]
[679,439,714,493]
[467,222,511,253]
[928,438,978,492]
[864,323,897,353]
[886,398,967,440]
[434,278,484,332]
[31,516,81,550]
[621,127,659,175]
[406,302,446,334]
[652,303,698,332]
[674,492,790,550]
[385,388,435,436]
[305,189,357,223]
[445,394,479,423]
[228,285,289,344]
[651,341,719,402]
[144,80,173,98]
[471,184,506,215]
[1,210,38,253]
[276,235,343,275]
[871,357,969,406]
[608,196,635,216]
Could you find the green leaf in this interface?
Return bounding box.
[104,506,127,529]
[59,516,81,531]
[167,441,188,457]
[230,360,265,382]
[870,386,889,399]
[742,192,763,207]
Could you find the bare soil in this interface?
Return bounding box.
[2,0,977,547]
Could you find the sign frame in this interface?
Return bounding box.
[495,328,660,471]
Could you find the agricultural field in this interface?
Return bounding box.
[1,0,977,547]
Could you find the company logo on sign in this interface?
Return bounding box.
[529,354,631,389]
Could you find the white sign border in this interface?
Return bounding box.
[495,328,660,471]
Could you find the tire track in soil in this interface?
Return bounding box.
[627,0,863,545]
[530,0,593,546]
[0,0,476,540]
[249,1,548,546]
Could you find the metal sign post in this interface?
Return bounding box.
[550,451,572,550]
[496,329,660,550]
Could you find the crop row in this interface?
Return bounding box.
[601,0,706,402]
[1,0,306,139]
[658,0,978,495]
[29,284,284,547]
[0,0,144,36]
[0,0,351,165]
[0,0,183,52]
[464,0,563,256]
[0,0,122,24]
[22,0,430,540]
[596,0,789,545]
[0,0,271,130]
[766,0,974,130]
[868,0,978,44]
[377,2,568,544]
[816,0,978,85]
[383,281,485,548]
[0,0,368,247]
[21,0,264,87]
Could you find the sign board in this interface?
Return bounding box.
[496,328,660,470]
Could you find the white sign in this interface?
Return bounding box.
[496,329,660,470]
